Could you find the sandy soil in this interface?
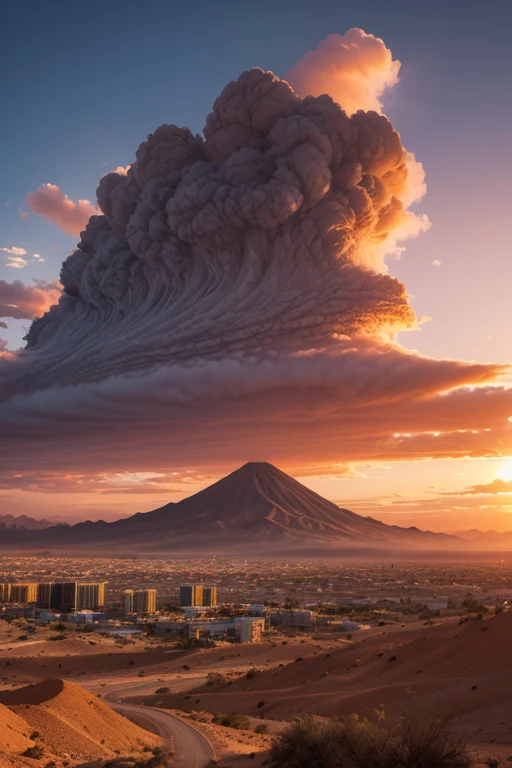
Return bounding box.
[0,678,161,765]
[126,613,512,755]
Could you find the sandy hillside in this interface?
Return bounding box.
[0,679,161,761]
[0,702,34,754]
[0,637,320,686]
[129,612,512,749]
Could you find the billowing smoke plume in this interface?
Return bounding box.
[1,40,510,479]
[9,66,423,391]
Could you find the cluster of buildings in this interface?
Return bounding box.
[0,581,105,610]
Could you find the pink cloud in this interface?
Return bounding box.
[0,279,62,320]
[25,183,97,236]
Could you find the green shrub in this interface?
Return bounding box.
[270,714,471,768]
[213,713,250,730]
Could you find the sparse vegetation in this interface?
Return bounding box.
[270,715,471,768]
[22,745,44,759]
[212,713,250,730]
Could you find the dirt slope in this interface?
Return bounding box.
[0,679,161,761]
[137,612,512,747]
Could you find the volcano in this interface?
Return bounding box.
[0,462,459,554]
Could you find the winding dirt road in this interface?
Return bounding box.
[104,682,214,768]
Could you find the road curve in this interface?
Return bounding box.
[105,686,214,768]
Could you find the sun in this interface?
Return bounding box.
[497,458,512,483]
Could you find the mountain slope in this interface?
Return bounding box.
[0,462,459,552]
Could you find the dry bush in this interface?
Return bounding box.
[270,714,472,768]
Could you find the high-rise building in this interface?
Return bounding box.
[61,582,78,611]
[36,582,77,610]
[9,583,37,603]
[202,586,217,607]
[36,583,53,609]
[123,590,134,613]
[133,589,156,614]
[0,584,12,603]
[77,583,105,610]
[179,584,204,607]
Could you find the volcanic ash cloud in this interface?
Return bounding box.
[9,67,420,390]
[0,52,509,473]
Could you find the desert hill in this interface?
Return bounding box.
[148,610,512,745]
[0,702,34,764]
[0,678,161,763]
[0,462,459,553]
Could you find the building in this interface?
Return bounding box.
[9,583,37,604]
[123,590,134,613]
[271,610,313,629]
[202,586,217,607]
[239,616,264,643]
[36,583,53,609]
[154,616,264,643]
[37,582,77,611]
[77,583,105,610]
[179,584,204,607]
[179,584,217,607]
[0,584,12,603]
[132,589,156,614]
[61,582,78,611]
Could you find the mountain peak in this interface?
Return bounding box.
[0,462,459,553]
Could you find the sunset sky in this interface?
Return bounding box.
[1,0,511,532]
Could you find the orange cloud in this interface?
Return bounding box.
[285,28,400,115]
[0,279,62,320]
[25,183,97,236]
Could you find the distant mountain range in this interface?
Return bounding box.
[0,462,461,554]
[0,513,55,531]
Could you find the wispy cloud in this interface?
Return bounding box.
[1,246,27,256]
[1,247,46,269]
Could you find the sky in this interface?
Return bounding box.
[1,0,512,531]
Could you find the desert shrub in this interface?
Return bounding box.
[207,672,226,686]
[270,714,471,768]
[257,701,265,708]
[461,598,488,614]
[22,745,44,759]
[30,730,40,740]
[155,687,169,694]
[255,723,268,734]
[246,668,258,679]
[213,713,250,730]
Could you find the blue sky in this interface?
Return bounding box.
[1,0,512,358]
